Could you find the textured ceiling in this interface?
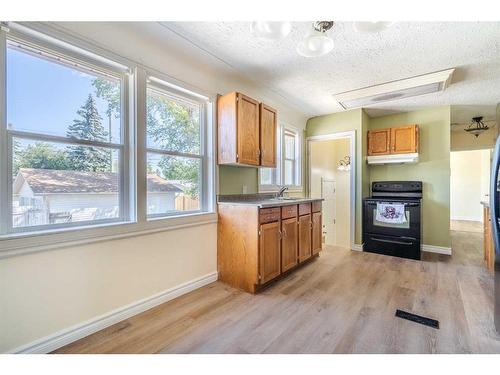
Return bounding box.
[165,22,500,117]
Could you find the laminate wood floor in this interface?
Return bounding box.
[54,229,500,354]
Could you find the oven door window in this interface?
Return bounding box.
[372,208,411,229]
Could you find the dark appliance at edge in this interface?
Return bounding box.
[363,181,422,260]
[489,134,500,334]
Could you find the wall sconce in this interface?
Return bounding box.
[337,156,351,171]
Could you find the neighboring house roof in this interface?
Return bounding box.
[14,168,182,194]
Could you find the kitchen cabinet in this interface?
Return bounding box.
[217,92,277,167]
[367,128,391,155]
[483,205,495,273]
[259,221,281,283]
[367,124,419,156]
[298,214,312,263]
[281,217,298,272]
[260,103,277,167]
[391,125,419,154]
[217,200,322,293]
[312,212,322,256]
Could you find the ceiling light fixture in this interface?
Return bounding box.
[251,21,292,39]
[353,22,394,33]
[297,21,335,58]
[465,116,489,138]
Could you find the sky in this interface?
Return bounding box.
[6,47,121,143]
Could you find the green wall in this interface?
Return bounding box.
[369,106,451,248]
[218,165,258,195]
[306,108,369,245]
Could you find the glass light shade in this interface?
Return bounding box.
[296,30,334,57]
[251,21,292,39]
[353,22,394,33]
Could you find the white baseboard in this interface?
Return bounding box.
[451,216,482,222]
[422,244,452,255]
[351,244,363,251]
[9,271,218,354]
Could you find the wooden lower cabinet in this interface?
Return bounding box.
[281,217,298,272]
[298,214,312,263]
[217,200,323,293]
[312,212,322,255]
[259,221,281,283]
[483,205,495,273]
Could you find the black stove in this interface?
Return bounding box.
[363,181,422,260]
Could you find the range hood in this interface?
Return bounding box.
[367,153,419,165]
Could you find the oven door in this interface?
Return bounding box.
[363,199,421,239]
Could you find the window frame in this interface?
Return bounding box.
[282,127,302,190]
[145,78,210,219]
[2,29,132,235]
[258,123,303,193]
[0,23,217,256]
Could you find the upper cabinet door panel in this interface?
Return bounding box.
[368,128,391,155]
[260,104,277,167]
[237,93,260,166]
[391,125,418,154]
[217,92,238,164]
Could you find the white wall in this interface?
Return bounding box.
[450,149,491,222]
[0,22,308,353]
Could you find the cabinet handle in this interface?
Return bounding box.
[278,230,282,239]
[282,228,287,238]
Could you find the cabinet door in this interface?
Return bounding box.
[259,221,281,284]
[391,125,418,154]
[312,212,322,256]
[260,103,277,167]
[237,93,260,165]
[298,214,312,263]
[281,217,298,272]
[368,128,391,155]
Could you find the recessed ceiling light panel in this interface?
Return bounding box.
[333,69,455,109]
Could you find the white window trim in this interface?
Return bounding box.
[145,77,211,218]
[259,123,303,193]
[0,23,217,257]
[282,126,303,192]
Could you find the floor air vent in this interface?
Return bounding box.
[395,309,440,329]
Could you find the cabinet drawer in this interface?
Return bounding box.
[281,205,298,219]
[259,207,281,223]
[312,201,322,213]
[298,203,311,216]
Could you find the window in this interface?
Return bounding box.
[0,24,216,249]
[283,129,300,187]
[146,80,208,218]
[2,33,129,233]
[259,125,302,191]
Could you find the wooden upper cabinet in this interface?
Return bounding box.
[367,124,419,156]
[367,128,391,155]
[391,124,418,154]
[217,92,277,167]
[260,104,277,167]
[237,94,260,165]
[259,221,281,284]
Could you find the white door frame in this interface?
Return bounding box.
[306,130,356,250]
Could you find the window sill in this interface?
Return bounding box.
[0,211,217,259]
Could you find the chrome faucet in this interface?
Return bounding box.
[276,186,288,198]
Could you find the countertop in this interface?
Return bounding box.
[217,194,323,208]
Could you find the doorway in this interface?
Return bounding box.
[307,132,355,249]
[450,149,491,233]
